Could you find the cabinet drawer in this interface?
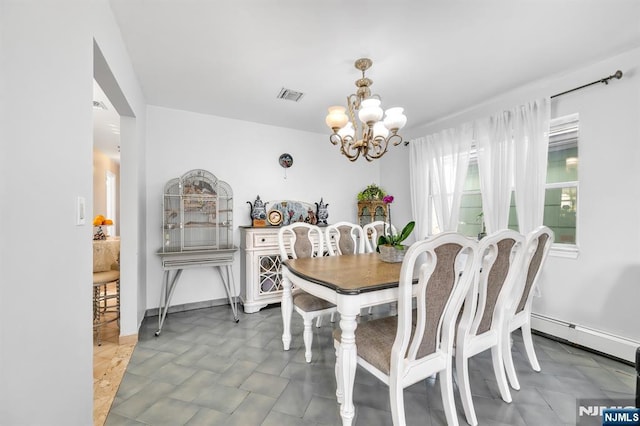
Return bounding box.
[252,232,279,248]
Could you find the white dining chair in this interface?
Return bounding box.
[455,229,526,426]
[278,223,337,363]
[503,225,554,390]
[325,221,366,256]
[362,220,398,315]
[333,232,479,426]
[362,220,397,253]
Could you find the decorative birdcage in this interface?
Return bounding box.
[162,169,233,252]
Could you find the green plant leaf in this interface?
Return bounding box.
[396,221,415,244]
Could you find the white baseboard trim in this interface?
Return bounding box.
[145,297,233,317]
[531,313,639,363]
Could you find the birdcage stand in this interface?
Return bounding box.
[155,247,239,336]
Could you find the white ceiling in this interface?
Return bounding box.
[93,80,121,162]
[100,0,640,147]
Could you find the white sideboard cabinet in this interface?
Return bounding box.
[240,226,285,313]
[239,226,330,313]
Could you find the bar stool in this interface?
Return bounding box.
[92,238,121,345]
[93,269,120,345]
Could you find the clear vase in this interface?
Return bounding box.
[378,244,407,263]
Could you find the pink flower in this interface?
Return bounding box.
[383,195,394,204]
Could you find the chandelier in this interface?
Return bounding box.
[325,58,407,162]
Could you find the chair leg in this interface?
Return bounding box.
[503,331,521,390]
[330,312,336,323]
[93,285,102,346]
[315,315,323,328]
[303,317,314,363]
[521,322,541,371]
[440,365,460,426]
[116,279,120,327]
[389,378,406,426]
[456,353,477,426]
[491,343,512,403]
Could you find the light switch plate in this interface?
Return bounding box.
[77,196,86,225]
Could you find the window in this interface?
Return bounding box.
[454,113,579,246]
[106,170,117,236]
[543,114,578,245]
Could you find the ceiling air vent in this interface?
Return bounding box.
[93,100,108,110]
[277,88,304,102]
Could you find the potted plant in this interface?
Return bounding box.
[376,195,415,262]
[357,183,386,201]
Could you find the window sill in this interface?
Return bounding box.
[549,243,579,259]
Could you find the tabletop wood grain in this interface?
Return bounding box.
[284,252,403,295]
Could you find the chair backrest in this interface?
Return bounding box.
[278,222,324,259]
[458,229,526,338]
[362,221,397,253]
[511,226,554,315]
[392,232,479,370]
[325,222,365,255]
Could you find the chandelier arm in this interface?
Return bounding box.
[388,132,404,147]
[364,136,390,160]
[341,136,360,162]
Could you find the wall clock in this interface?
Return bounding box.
[279,153,293,168]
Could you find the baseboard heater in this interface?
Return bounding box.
[531,313,639,364]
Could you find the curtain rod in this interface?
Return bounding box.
[551,70,623,99]
[404,69,624,146]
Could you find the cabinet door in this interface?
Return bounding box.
[257,253,283,296]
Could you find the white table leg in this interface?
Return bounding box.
[338,303,359,426]
[281,272,293,351]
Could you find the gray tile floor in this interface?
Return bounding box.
[106,304,636,425]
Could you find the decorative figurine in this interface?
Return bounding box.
[247,195,268,226]
[315,198,329,226]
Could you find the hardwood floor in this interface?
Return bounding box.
[93,285,136,426]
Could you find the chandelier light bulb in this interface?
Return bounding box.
[383,107,407,131]
[358,98,383,124]
[325,106,349,130]
[338,122,355,139]
[373,121,389,139]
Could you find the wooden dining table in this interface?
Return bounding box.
[281,252,409,426]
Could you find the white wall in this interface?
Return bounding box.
[93,0,148,337]
[387,47,640,361]
[379,142,414,244]
[145,106,380,309]
[0,1,146,423]
[1,2,94,424]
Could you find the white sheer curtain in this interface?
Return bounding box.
[513,98,551,235]
[475,111,514,234]
[425,124,473,232]
[409,137,430,240]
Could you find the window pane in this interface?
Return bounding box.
[508,192,519,232]
[547,146,578,184]
[458,193,483,238]
[543,186,577,244]
[464,162,480,191]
